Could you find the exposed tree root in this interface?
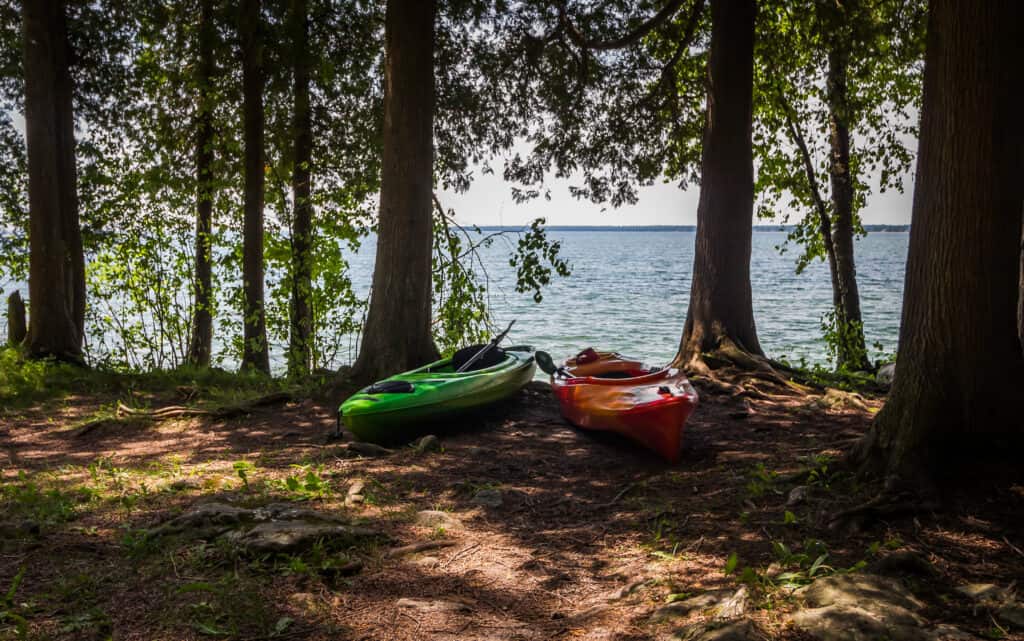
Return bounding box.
[115,391,292,420]
[828,483,940,533]
[73,392,293,437]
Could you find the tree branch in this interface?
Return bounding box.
[560,0,690,51]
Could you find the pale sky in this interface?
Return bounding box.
[441,168,915,227]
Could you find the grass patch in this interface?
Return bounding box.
[0,346,290,407]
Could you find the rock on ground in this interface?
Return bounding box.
[224,520,379,554]
[415,510,463,530]
[791,574,971,641]
[471,488,503,508]
[413,434,440,453]
[149,501,380,554]
[675,620,760,641]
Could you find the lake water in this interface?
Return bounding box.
[345,229,908,369]
[1,230,909,370]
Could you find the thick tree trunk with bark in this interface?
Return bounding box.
[853,0,1024,483]
[674,0,762,370]
[187,0,216,367]
[825,46,871,372]
[239,0,269,374]
[1019,217,1023,353]
[22,0,85,363]
[288,0,313,378]
[352,0,439,383]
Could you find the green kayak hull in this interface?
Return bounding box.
[339,347,536,444]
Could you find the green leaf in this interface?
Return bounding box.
[724,552,739,576]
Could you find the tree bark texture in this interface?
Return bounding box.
[352,0,439,382]
[825,45,871,371]
[675,0,762,368]
[7,291,27,346]
[239,0,269,373]
[288,0,313,377]
[854,0,1024,482]
[188,0,216,367]
[22,0,85,363]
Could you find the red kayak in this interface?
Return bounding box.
[549,349,699,463]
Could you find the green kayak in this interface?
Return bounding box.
[339,346,536,444]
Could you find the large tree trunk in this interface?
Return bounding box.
[1019,215,1023,353]
[287,0,313,378]
[239,0,269,374]
[352,0,439,383]
[674,0,762,370]
[22,0,85,363]
[853,0,1024,483]
[187,0,216,367]
[825,45,871,372]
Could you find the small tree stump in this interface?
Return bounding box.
[6,291,26,346]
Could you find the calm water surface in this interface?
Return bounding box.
[1,230,908,370]
[355,230,909,368]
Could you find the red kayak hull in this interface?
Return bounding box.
[550,351,698,463]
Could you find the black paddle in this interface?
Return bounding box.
[535,350,557,375]
[535,350,574,379]
[455,320,516,373]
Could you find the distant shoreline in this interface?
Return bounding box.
[471,224,911,232]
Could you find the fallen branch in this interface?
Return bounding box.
[384,540,457,558]
[1004,536,1024,559]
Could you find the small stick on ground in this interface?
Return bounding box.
[384,540,457,558]
[1004,536,1024,559]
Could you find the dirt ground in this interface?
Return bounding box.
[1,379,1023,640]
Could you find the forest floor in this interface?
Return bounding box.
[1,372,1023,641]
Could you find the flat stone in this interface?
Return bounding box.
[799,574,925,619]
[714,587,749,620]
[955,583,1008,605]
[870,551,938,578]
[226,520,379,554]
[415,510,463,530]
[471,488,503,508]
[676,620,759,641]
[653,591,733,621]
[396,597,472,613]
[790,574,945,641]
[169,477,202,491]
[792,604,929,641]
[152,502,253,536]
[414,435,440,453]
[346,480,365,506]
[787,485,810,507]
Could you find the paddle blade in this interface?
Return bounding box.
[534,350,557,375]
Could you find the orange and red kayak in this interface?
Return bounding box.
[550,349,698,463]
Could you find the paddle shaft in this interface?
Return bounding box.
[456,320,515,373]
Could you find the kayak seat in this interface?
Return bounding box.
[366,380,415,394]
[451,344,506,371]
